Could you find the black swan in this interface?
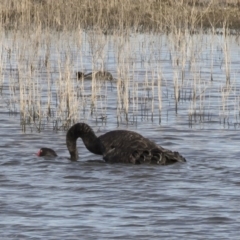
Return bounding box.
[37,123,186,165]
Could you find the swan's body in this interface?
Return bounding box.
[66,123,186,165]
[37,123,186,165]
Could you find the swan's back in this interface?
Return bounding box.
[98,130,186,165]
[99,130,153,150]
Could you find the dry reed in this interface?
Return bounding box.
[1,0,240,32]
[0,0,240,131]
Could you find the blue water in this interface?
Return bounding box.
[1,113,240,239]
[1,31,240,239]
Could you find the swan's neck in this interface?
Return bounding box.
[66,123,102,161]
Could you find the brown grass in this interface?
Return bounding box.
[1,0,240,32]
[1,0,240,130]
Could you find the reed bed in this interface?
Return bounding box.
[1,0,240,32]
[0,0,240,131]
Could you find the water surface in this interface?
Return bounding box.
[1,112,240,239]
[0,32,240,239]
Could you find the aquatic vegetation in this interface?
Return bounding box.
[1,0,240,32]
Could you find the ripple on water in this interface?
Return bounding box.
[1,114,240,239]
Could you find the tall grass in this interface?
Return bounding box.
[1,0,240,131]
[1,0,240,32]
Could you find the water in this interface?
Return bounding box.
[1,113,240,239]
[1,31,240,239]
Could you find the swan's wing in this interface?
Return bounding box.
[99,130,150,152]
[150,146,186,165]
[102,136,156,164]
[99,130,186,165]
[103,145,186,165]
